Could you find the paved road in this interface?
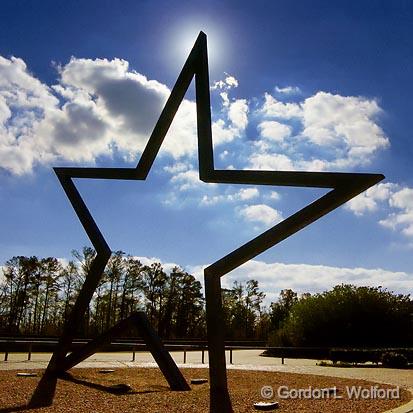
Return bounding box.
[1,349,412,389]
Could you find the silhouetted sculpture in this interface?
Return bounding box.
[30,32,384,413]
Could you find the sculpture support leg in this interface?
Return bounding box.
[133,312,190,391]
[63,312,189,391]
[61,314,138,371]
[205,271,233,413]
[29,310,189,407]
[28,371,58,408]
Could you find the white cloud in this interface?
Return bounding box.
[275,85,301,95]
[237,187,259,200]
[268,191,281,201]
[228,99,248,130]
[379,187,413,237]
[224,75,238,88]
[0,56,57,109]
[212,74,238,90]
[199,187,259,206]
[49,57,172,161]
[211,92,249,146]
[249,153,295,171]
[0,54,390,181]
[164,99,198,159]
[219,92,230,107]
[0,55,174,173]
[389,187,413,210]
[189,259,413,305]
[301,92,389,164]
[380,211,413,237]
[163,162,191,174]
[227,260,413,304]
[0,56,59,174]
[258,120,291,142]
[170,169,201,191]
[346,183,398,216]
[346,194,378,216]
[212,115,247,146]
[219,150,229,160]
[0,56,245,175]
[54,57,201,161]
[262,93,302,119]
[58,57,169,132]
[209,76,248,147]
[200,194,226,206]
[346,182,413,240]
[345,182,413,241]
[254,90,389,173]
[238,204,283,226]
[134,256,183,276]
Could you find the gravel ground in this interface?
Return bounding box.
[0,368,410,413]
[2,350,411,388]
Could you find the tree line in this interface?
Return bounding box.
[0,248,269,340]
[1,249,411,347]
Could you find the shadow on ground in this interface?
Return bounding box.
[0,370,168,413]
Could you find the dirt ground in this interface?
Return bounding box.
[0,367,410,413]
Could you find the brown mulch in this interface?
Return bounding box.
[0,368,410,412]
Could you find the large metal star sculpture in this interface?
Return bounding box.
[30,32,383,412]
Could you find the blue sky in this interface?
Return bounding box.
[1,0,412,303]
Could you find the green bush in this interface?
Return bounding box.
[268,285,412,347]
[381,352,408,369]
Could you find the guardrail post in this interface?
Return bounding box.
[132,347,136,362]
[201,348,205,364]
[28,343,32,361]
[183,348,187,364]
[230,348,233,364]
[281,357,284,365]
[4,351,8,361]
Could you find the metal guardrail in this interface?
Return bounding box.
[8,340,385,366]
[0,338,265,346]
[0,338,268,364]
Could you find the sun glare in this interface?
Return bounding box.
[166,22,227,72]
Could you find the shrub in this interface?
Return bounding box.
[381,352,408,369]
[268,285,412,347]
